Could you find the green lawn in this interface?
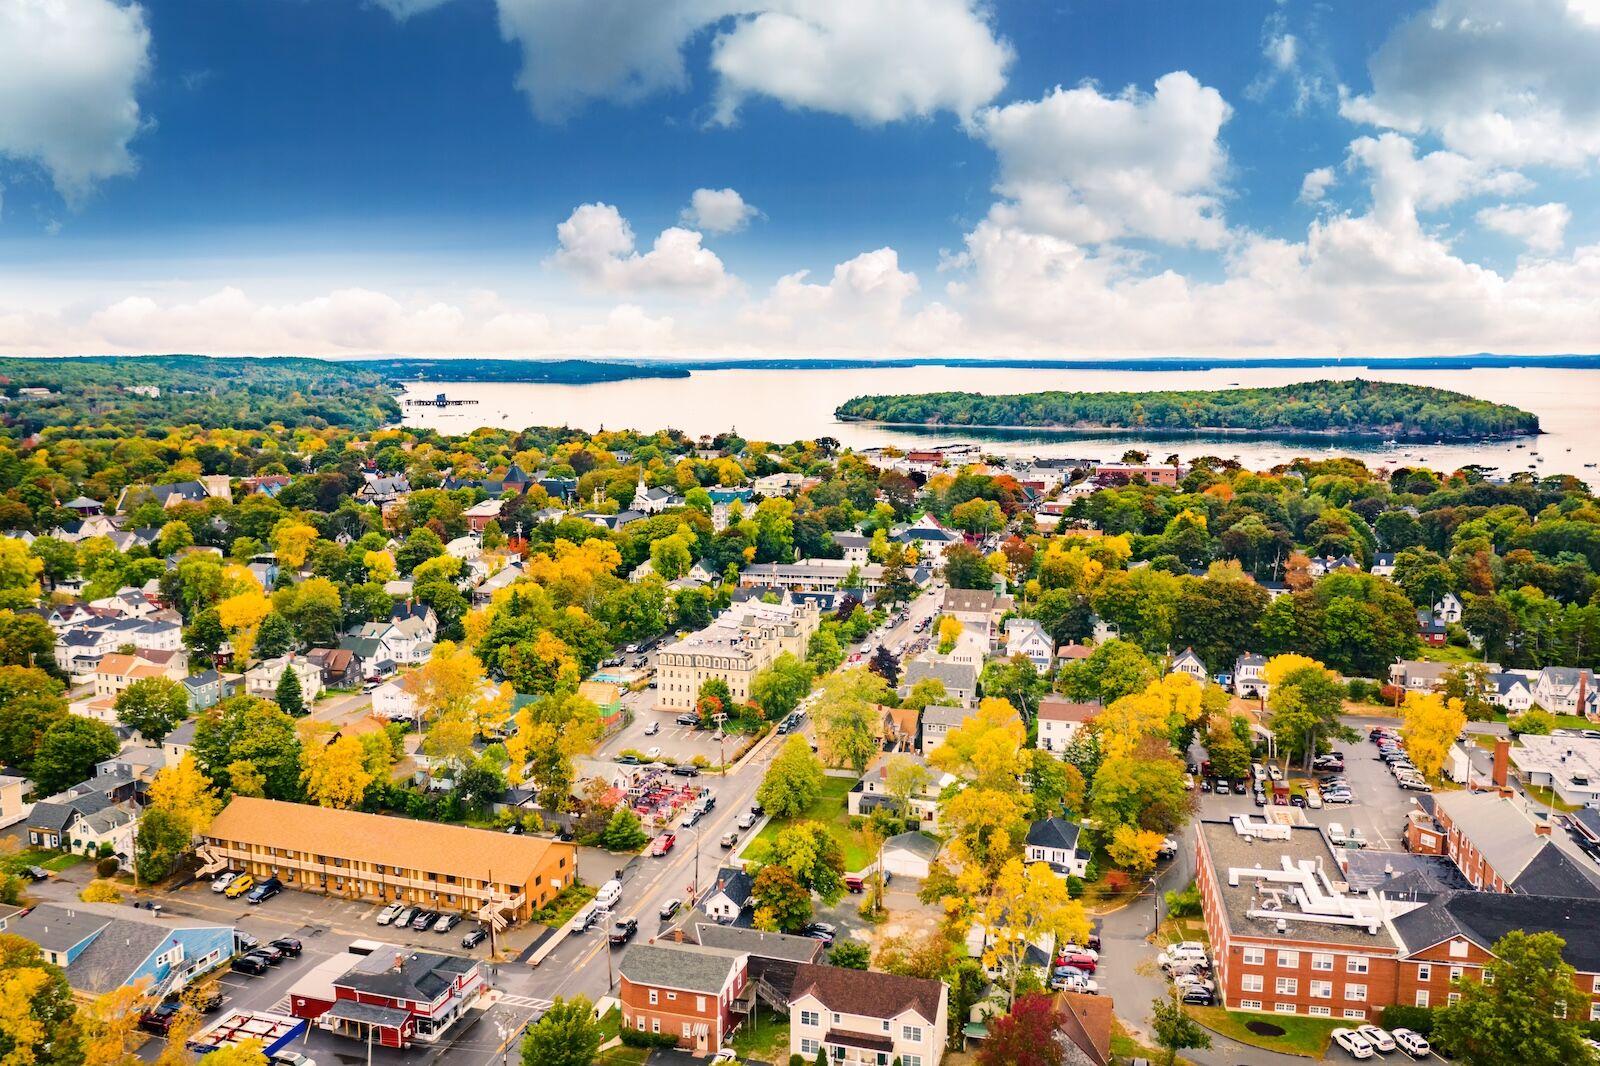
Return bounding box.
[730,1006,791,1061]
[43,854,87,872]
[1523,782,1583,813]
[1188,1007,1339,1058]
[1418,644,1478,664]
[744,776,875,871]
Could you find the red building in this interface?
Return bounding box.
[301,948,483,1048]
[619,942,748,1052]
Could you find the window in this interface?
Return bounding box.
[800,1011,820,1028]
[1241,975,1263,993]
[1416,991,1430,1008]
[648,991,658,1005]
[1343,1009,1367,1020]
[682,1024,692,1039]
[801,1041,819,1056]
[1347,985,1368,1002]
[1277,950,1299,968]
[1276,978,1298,995]
[666,992,677,1001]
[832,1013,841,1025]
[1449,992,1462,1007]
[902,1025,923,1043]
[1555,999,1568,1019]
[1590,1002,1600,1022]
[1450,939,1469,958]
[1347,956,1369,975]
[1449,967,1463,983]
[1417,964,1432,982]
[651,1019,660,1034]
[1312,953,1334,971]
[882,1021,890,1033]
[635,1016,644,1030]
[696,996,706,1012]
[1483,970,1495,986]
[1309,1006,1331,1017]
[1240,1000,1262,1011]
[1243,948,1265,966]
[903,1057,922,1066]
[1311,981,1333,999]
[1275,1003,1297,1014]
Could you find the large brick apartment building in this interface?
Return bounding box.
[1195,817,1600,1020]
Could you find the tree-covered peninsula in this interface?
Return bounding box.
[835,379,1539,441]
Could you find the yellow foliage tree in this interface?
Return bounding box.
[937,615,963,653]
[148,755,222,839]
[200,1039,268,1066]
[1401,691,1468,779]
[978,858,1091,1005]
[1106,823,1167,878]
[1263,653,1324,689]
[216,588,271,667]
[300,731,374,809]
[928,697,1025,790]
[79,982,152,1066]
[269,520,320,570]
[363,549,396,583]
[80,880,123,903]
[403,640,488,722]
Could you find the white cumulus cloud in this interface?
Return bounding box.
[1476,203,1572,254]
[0,0,152,203]
[1298,166,1336,205]
[681,188,760,234]
[550,202,735,295]
[1341,0,1600,169]
[976,71,1234,248]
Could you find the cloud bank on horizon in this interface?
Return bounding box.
[0,0,1597,359]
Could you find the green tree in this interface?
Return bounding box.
[696,677,733,728]
[877,544,917,606]
[0,611,61,676]
[980,654,1046,721]
[114,676,190,744]
[31,716,119,796]
[254,611,294,659]
[1058,639,1157,705]
[806,627,844,674]
[0,665,67,767]
[1266,663,1352,769]
[520,996,602,1066]
[828,941,871,970]
[901,677,948,711]
[274,666,305,716]
[757,734,826,819]
[599,807,649,852]
[750,652,813,721]
[751,863,813,933]
[812,668,889,773]
[191,696,303,800]
[942,543,994,589]
[1151,990,1211,1066]
[1433,930,1592,1066]
[765,821,847,904]
[134,807,192,883]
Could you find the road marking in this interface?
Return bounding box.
[498,994,553,1011]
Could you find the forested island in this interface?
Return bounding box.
[374,357,689,384]
[835,379,1540,441]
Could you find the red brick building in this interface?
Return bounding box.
[618,942,748,1052]
[1195,818,1600,1020]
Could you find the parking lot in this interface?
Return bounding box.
[1190,727,1432,852]
[598,690,733,766]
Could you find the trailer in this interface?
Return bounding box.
[188,1010,307,1058]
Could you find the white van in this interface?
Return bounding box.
[1326,823,1348,846]
[595,879,623,910]
[1251,762,1266,782]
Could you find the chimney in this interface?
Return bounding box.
[1536,824,1553,836]
[1492,737,1511,788]
[394,953,405,972]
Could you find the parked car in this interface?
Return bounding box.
[650,833,676,856]
[719,831,739,849]
[211,871,239,894]
[270,1053,315,1066]
[659,898,681,919]
[247,945,285,966]
[1060,952,1097,974]
[737,810,757,830]
[231,955,269,976]
[616,754,640,765]
[1331,1027,1375,1059]
[434,914,461,934]
[140,1003,183,1035]
[245,878,282,904]
[609,918,638,945]
[643,721,659,736]
[270,937,303,957]
[1399,776,1434,792]
[1391,1028,1430,1057]
[1232,779,1248,795]
[377,903,403,925]
[412,909,440,930]
[1253,789,1267,807]
[223,875,254,898]
[676,713,700,726]
[462,927,489,949]
[1179,986,1214,1006]
[801,922,836,943]
[672,765,701,777]
[1357,1025,1396,1054]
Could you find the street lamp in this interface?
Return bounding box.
[1149,876,1160,934]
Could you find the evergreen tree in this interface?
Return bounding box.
[275,666,305,716]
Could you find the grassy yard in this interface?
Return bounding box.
[1523,782,1583,813]
[530,882,597,927]
[744,776,875,871]
[1110,1019,1197,1066]
[1188,1007,1340,1058]
[730,1006,790,1061]
[1418,644,1478,664]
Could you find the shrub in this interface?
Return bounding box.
[620,1029,681,1049]
[95,856,120,878]
[80,879,123,903]
[1379,1005,1434,1036]
[1164,882,1202,918]
[1064,875,1085,900]
[1104,869,1131,894]
[790,1057,805,1066]
[1510,708,1557,736]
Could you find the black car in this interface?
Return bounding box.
[245,877,282,904]
[751,802,764,816]
[270,937,303,957]
[609,917,639,945]
[1253,790,1267,807]
[675,713,700,726]
[248,945,285,966]
[802,922,837,944]
[412,909,440,930]
[1180,987,1215,1006]
[1232,779,1248,795]
[671,765,700,777]
[462,928,489,949]
[140,1003,182,1035]
[616,754,640,765]
[231,955,269,976]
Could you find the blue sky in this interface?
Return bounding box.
[0,0,1597,358]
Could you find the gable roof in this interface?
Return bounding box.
[1026,817,1085,852]
[618,942,744,994]
[1053,990,1113,1066]
[942,588,1000,613]
[790,963,943,1023]
[1036,698,1101,723]
[903,660,977,693]
[691,923,824,964]
[1394,891,1600,973]
[335,950,476,1002]
[706,865,753,906]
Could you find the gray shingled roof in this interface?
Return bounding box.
[692,923,824,963]
[618,942,744,994]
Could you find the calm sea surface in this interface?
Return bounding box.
[399,365,1600,484]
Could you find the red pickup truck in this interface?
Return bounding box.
[650,833,676,856]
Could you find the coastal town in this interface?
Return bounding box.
[0,379,1593,1066]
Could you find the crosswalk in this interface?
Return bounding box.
[498,994,553,1012]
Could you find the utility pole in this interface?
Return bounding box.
[487,867,498,961]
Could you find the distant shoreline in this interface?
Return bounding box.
[835,417,1540,442]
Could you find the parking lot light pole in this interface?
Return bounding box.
[1150,876,1160,934]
